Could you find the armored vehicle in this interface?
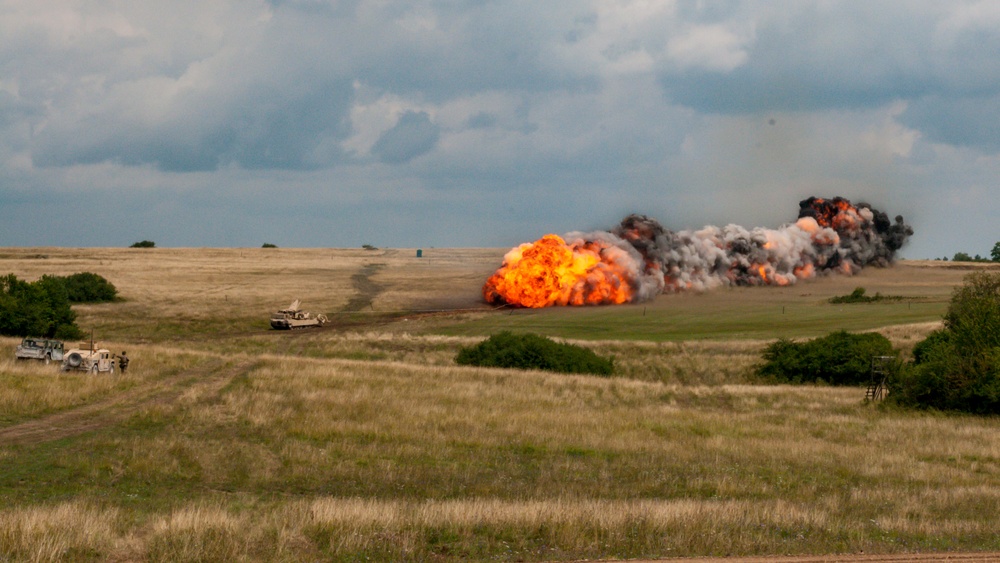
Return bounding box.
[61,346,116,374]
[14,338,65,364]
[270,299,328,329]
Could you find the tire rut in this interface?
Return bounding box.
[0,359,255,447]
[343,263,387,312]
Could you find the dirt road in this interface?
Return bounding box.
[0,359,253,446]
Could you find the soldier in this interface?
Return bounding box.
[117,351,129,373]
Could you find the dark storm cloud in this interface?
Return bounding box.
[901,95,1000,152]
[14,0,362,172]
[371,111,440,164]
[655,2,1000,159]
[29,63,355,172]
[660,4,936,113]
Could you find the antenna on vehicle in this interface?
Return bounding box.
[90,329,94,353]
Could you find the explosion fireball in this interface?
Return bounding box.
[484,197,914,308]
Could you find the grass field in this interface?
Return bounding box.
[1,247,999,561]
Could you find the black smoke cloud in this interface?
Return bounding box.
[566,196,914,300]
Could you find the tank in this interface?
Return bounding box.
[270,299,328,330]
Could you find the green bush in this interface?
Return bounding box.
[910,329,950,364]
[262,243,278,248]
[829,287,874,303]
[756,330,895,385]
[130,240,156,248]
[56,272,119,303]
[829,287,902,304]
[455,331,614,376]
[0,274,83,339]
[891,271,1000,414]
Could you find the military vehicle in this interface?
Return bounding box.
[14,338,65,364]
[61,346,116,374]
[270,300,328,329]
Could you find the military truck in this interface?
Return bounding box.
[270,299,328,329]
[61,346,116,374]
[14,338,65,364]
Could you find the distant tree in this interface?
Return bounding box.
[992,241,1000,262]
[130,240,156,248]
[262,243,277,248]
[952,251,994,263]
[362,244,378,250]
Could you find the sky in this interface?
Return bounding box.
[1,0,998,259]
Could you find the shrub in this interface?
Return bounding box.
[455,331,614,376]
[891,271,1000,413]
[756,330,895,385]
[910,329,950,364]
[130,240,156,248]
[829,287,871,303]
[0,273,83,339]
[829,287,903,304]
[262,243,277,248]
[57,272,119,302]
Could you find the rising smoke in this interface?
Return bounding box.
[484,196,914,307]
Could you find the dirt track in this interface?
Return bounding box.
[0,359,254,446]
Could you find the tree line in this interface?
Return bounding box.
[938,241,1000,263]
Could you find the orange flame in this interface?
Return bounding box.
[805,197,861,231]
[483,234,634,308]
[794,263,815,279]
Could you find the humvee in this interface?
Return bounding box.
[61,347,116,374]
[14,338,65,364]
[270,299,328,329]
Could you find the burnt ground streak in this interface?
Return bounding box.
[343,263,386,312]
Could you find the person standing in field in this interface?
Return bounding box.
[117,351,129,373]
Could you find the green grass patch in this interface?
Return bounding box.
[431,289,947,342]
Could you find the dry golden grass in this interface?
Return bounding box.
[5,493,999,562]
[2,353,1000,560]
[0,337,223,424]
[1,247,503,339]
[2,247,999,561]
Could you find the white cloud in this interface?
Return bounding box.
[860,102,920,159]
[665,23,754,72]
